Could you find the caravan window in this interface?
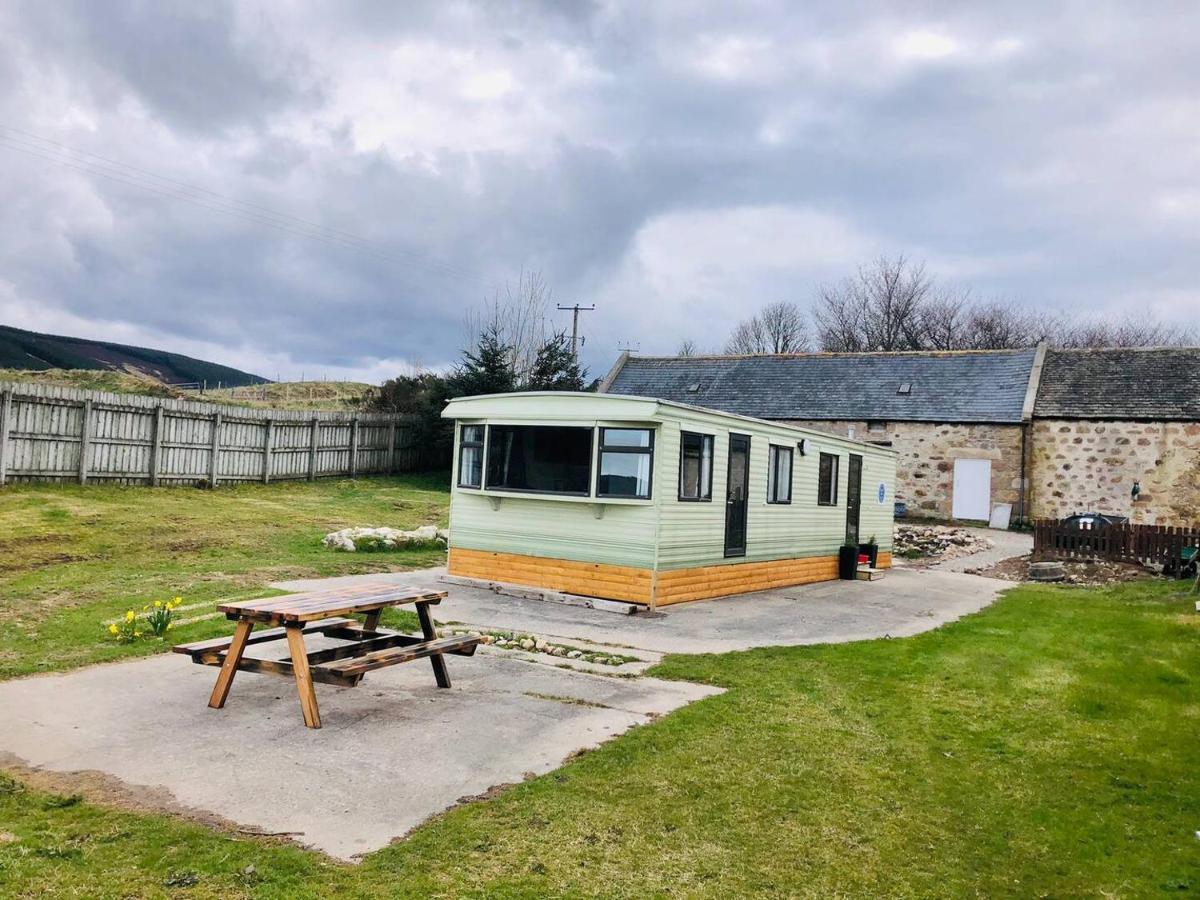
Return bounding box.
[767,445,793,504]
[597,428,654,499]
[679,432,714,501]
[817,452,839,506]
[486,425,592,495]
[458,425,484,488]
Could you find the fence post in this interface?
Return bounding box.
[308,418,319,481]
[209,412,222,488]
[0,389,11,486]
[263,419,274,484]
[386,421,397,474]
[349,418,359,478]
[78,399,92,485]
[150,405,164,486]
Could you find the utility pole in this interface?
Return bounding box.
[557,303,595,359]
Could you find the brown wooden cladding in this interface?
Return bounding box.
[448,548,851,606]
[448,548,655,603]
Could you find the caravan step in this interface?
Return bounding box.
[856,567,885,581]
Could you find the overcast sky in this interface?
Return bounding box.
[1,2,1197,382]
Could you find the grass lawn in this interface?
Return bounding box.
[0,476,448,679]
[1,570,1197,896]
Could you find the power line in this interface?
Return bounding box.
[556,303,595,359]
[0,127,501,294]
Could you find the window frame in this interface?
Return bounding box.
[483,424,595,497]
[596,426,655,500]
[677,431,715,502]
[766,444,794,505]
[817,451,840,507]
[457,424,485,489]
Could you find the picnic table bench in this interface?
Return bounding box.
[173,584,480,729]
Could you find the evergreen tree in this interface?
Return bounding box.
[455,323,516,395]
[526,331,586,390]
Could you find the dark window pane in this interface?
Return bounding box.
[486,425,593,494]
[599,451,651,498]
[459,444,483,487]
[602,428,651,448]
[679,432,712,500]
[462,425,484,444]
[818,452,839,505]
[768,446,792,503]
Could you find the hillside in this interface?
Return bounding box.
[204,381,376,411]
[0,325,267,388]
[0,368,188,398]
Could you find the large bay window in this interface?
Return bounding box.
[597,428,654,499]
[486,425,593,494]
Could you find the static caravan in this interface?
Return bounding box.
[442,392,896,609]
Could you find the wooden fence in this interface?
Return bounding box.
[1033,518,1200,564]
[0,381,420,487]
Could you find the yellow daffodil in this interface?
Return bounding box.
[154,600,163,608]
[108,624,119,635]
[134,631,142,638]
[167,622,174,630]
[125,610,135,623]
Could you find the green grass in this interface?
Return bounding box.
[2,575,1198,897]
[0,476,448,679]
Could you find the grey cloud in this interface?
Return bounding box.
[1,1,1197,380]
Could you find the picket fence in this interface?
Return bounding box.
[0,381,419,487]
[1033,518,1200,565]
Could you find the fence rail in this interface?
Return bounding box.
[0,381,419,487]
[1033,519,1200,564]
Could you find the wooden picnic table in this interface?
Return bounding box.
[173,584,480,729]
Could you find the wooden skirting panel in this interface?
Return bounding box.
[655,555,839,605]
[448,547,853,607]
[447,548,654,604]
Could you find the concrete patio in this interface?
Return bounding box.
[0,563,1011,860]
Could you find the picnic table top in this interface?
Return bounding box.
[218,584,447,623]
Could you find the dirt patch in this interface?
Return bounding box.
[0,754,311,849]
[970,553,1157,585]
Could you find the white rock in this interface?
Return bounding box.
[567,650,583,659]
[520,639,535,650]
[534,639,548,651]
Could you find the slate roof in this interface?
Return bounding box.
[604,348,1039,423]
[1034,348,1200,420]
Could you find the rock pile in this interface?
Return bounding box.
[322,525,449,552]
[894,525,992,560]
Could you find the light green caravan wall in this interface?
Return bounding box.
[444,394,896,572]
[655,407,895,571]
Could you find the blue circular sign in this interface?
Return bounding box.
[877,482,887,504]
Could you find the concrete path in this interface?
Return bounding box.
[0,648,717,859]
[0,564,1010,860]
[276,566,1010,656]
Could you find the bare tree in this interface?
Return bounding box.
[725,301,810,354]
[464,270,552,384]
[919,287,973,350]
[1053,313,1197,348]
[676,339,698,357]
[814,256,929,351]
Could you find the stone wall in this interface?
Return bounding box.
[783,419,1025,521]
[1029,419,1200,525]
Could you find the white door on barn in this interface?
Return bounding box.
[952,458,991,520]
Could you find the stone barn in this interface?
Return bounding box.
[601,348,1043,522]
[1029,347,1200,525]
